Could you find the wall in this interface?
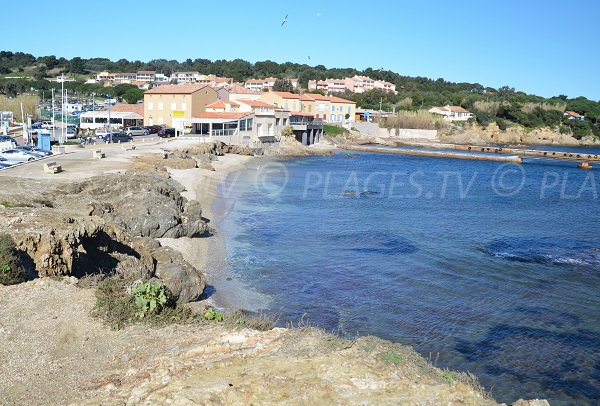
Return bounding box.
[352,122,438,140]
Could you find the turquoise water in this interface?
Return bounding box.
[216,149,600,405]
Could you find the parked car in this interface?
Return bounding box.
[0,135,16,148]
[31,122,43,129]
[158,127,176,138]
[16,145,53,156]
[124,126,148,136]
[66,126,78,139]
[144,125,163,134]
[0,157,12,168]
[104,132,133,143]
[0,149,44,163]
[41,121,55,129]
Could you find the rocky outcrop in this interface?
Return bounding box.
[442,122,599,146]
[0,173,208,303]
[71,173,210,239]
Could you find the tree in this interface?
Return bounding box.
[69,57,85,74]
[273,79,293,92]
[123,88,144,104]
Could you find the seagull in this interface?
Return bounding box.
[281,14,288,26]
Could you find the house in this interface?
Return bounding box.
[305,94,356,123]
[144,84,217,128]
[205,100,240,112]
[428,105,473,121]
[260,92,315,115]
[229,85,261,102]
[114,73,137,83]
[564,111,585,121]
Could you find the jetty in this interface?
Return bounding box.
[338,143,599,168]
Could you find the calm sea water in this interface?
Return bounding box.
[215,148,600,405]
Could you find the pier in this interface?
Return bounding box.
[339,143,599,168]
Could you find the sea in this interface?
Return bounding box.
[213,146,600,405]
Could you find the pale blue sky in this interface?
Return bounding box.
[4,0,599,99]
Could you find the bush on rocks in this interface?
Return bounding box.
[0,233,25,285]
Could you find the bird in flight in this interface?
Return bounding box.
[281,14,288,26]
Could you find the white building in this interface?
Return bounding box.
[428,105,473,121]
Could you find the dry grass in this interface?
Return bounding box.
[395,97,413,109]
[473,100,509,114]
[0,95,40,121]
[380,110,448,130]
[521,101,566,113]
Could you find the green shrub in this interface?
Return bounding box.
[0,233,25,285]
[381,351,403,365]
[203,307,224,321]
[324,124,346,136]
[131,282,168,318]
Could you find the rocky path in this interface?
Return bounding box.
[0,279,509,406]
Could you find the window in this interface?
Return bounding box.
[171,102,176,111]
[275,118,280,126]
[240,119,246,131]
[158,103,164,111]
[347,105,351,113]
[200,123,209,134]
[181,102,187,111]
[338,114,343,122]
[148,102,153,110]
[331,105,335,112]
[330,114,335,121]
[246,118,253,130]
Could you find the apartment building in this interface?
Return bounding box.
[144,83,217,128]
[308,75,397,94]
[136,71,156,82]
[171,71,201,83]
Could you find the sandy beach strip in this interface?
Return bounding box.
[161,153,273,311]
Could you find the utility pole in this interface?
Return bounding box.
[61,73,65,145]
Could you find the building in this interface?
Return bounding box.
[136,71,156,82]
[245,77,299,92]
[428,105,473,121]
[143,84,217,128]
[80,103,144,132]
[564,111,585,121]
[260,92,355,124]
[171,71,201,83]
[308,79,346,93]
[308,75,397,94]
[228,85,261,102]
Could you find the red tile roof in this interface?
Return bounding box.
[565,110,582,117]
[109,103,144,116]
[206,100,240,108]
[194,112,253,119]
[237,100,276,108]
[145,84,210,94]
[230,84,261,94]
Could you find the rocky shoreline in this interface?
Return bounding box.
[0,137,547,405]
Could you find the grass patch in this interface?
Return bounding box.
[381,351,404,365]
[225,309,278,331]
[324,124,346,137]
[0,233,25,285]
[442,371,455,384]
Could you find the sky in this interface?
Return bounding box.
[4,0,599,100]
